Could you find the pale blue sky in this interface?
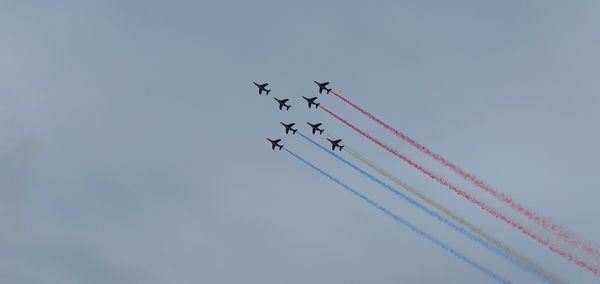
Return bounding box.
[1,1,600,283]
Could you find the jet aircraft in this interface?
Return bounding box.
[280,122,297,134]
[267,138,283,150]
[314,81,332,94]
[253,82,271,95]
[274,97,291,110]
[327,138,344,151]
[307,122,324,135]
[302,96,320,109]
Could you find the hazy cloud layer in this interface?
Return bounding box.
[1,1,599,283]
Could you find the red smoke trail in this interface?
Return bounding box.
[330,90,600,260]
[320,105,600,276]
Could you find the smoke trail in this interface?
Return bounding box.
[330,90,600,260]
[342,146,567,284]
[282,147,511,284]
[298,132,558,283]
[319,105,600,276]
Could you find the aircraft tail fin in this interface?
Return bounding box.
[315,103,320,108]
[339,145,344,151]
[278,145,283,150]
[266,89,271,96]
[292,129,297,134]
[326,88,331,94]
[286,105,291,110]
[318,129,324,135]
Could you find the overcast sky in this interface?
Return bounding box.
[2,1,600,283]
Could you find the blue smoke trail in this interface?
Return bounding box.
[283,147,510,284]
[298,132,550,283]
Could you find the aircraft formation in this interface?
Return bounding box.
[250,78,600,283]
[256,81,343,153]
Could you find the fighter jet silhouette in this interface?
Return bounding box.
[274,97,291,110]
[307,122,324,135]
[314,81,332,94]
[280,122,297,134]
[327,138,344,151]
[302,96,320,109]
[266,138,283,150]
[253,82,271,95]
